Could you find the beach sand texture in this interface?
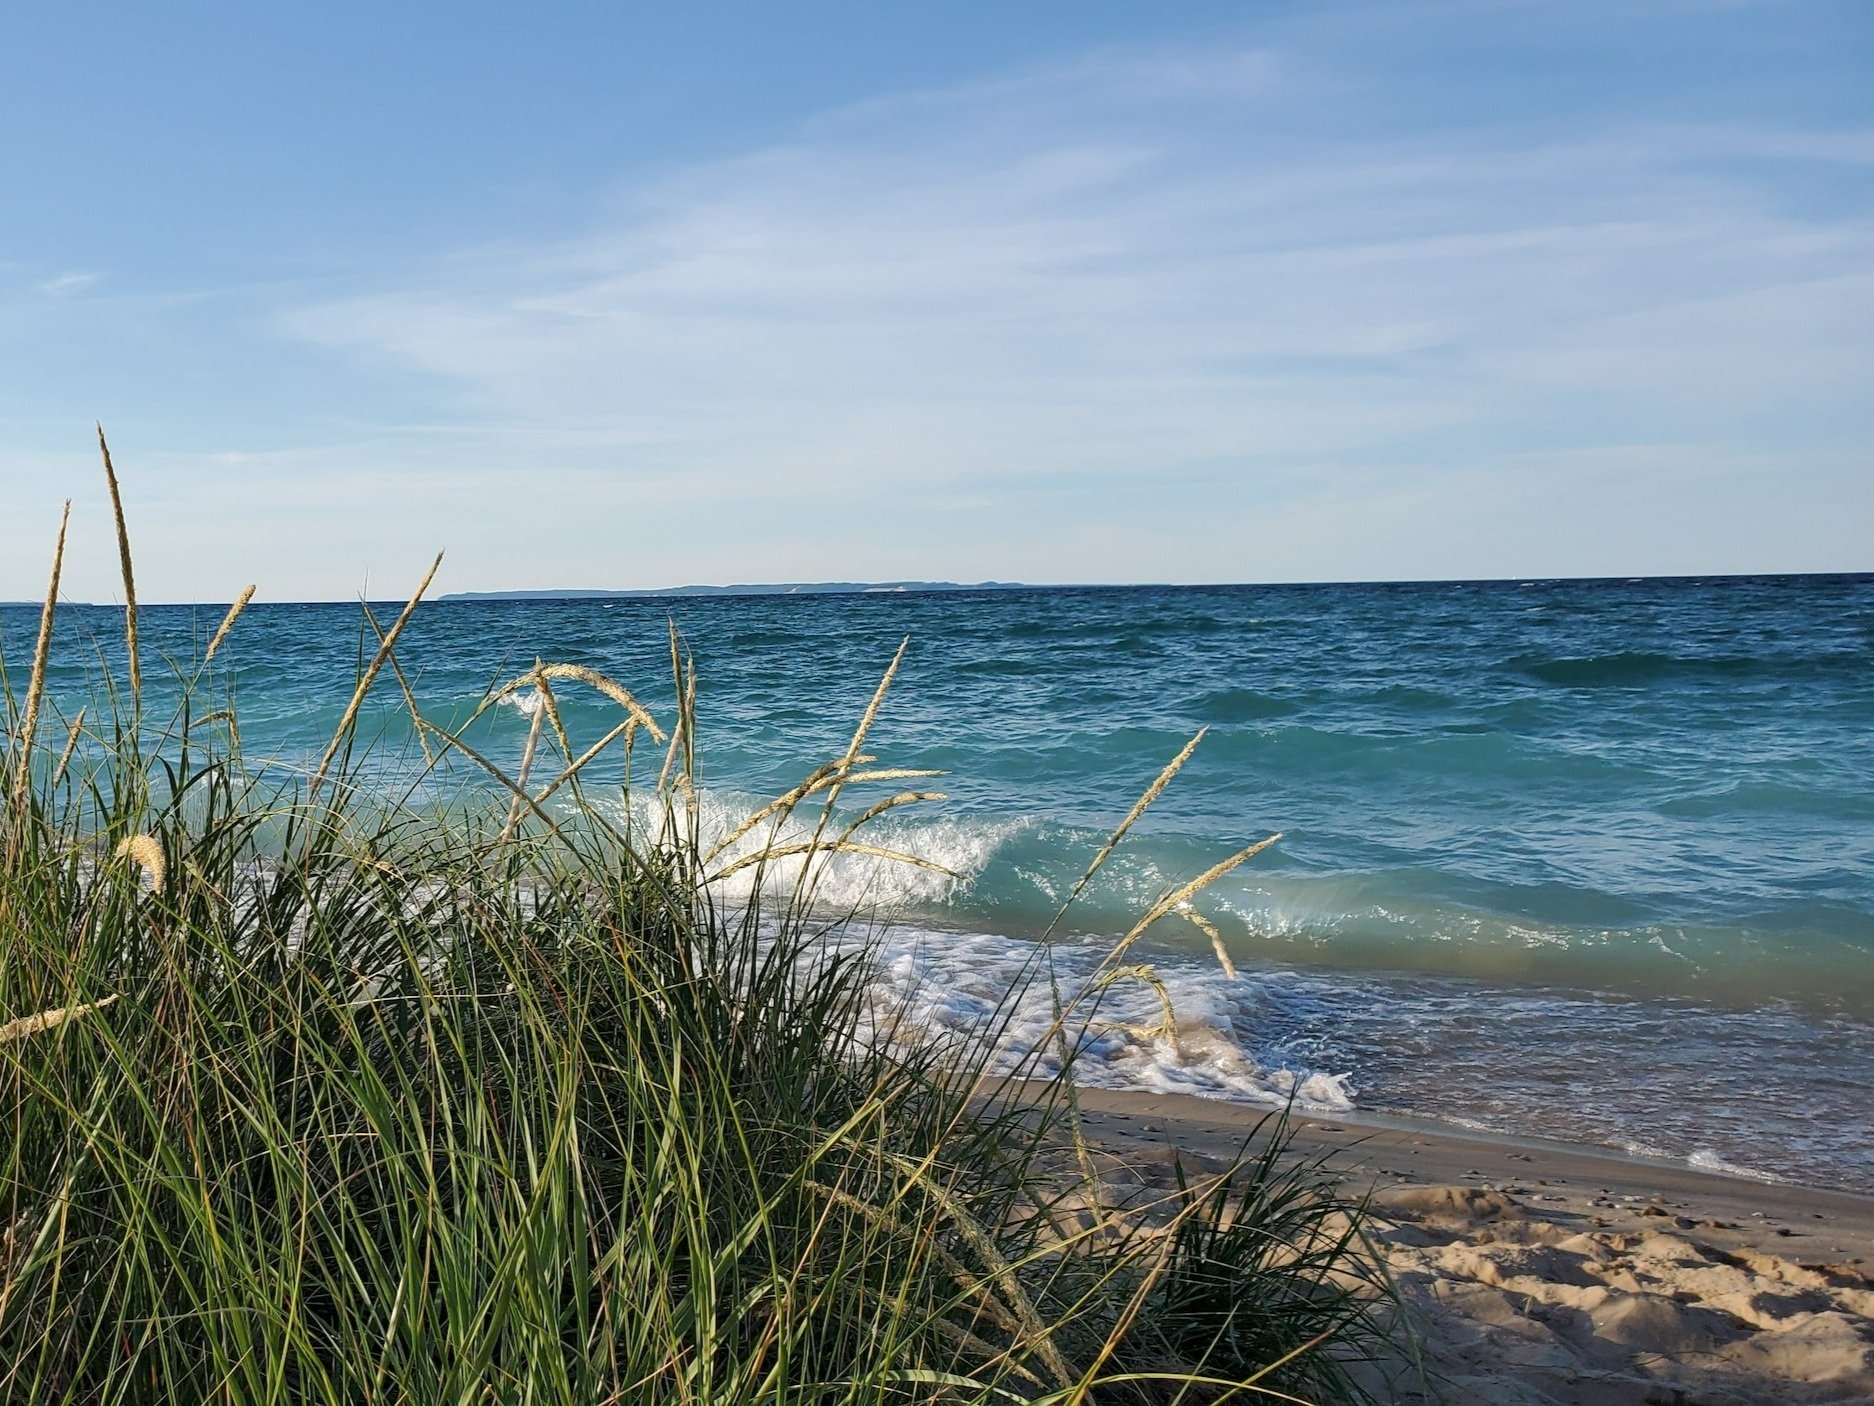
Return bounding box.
[1077,1089,1874,1404]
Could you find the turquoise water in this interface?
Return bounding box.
[9,576,1873,1188]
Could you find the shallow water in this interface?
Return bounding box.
[8,575,1872,1189]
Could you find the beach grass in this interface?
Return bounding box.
[0,464,1402,1403]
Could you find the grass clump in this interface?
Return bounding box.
[0,447,1404,1403]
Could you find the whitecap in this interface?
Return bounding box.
[1687,1149,1784,1184]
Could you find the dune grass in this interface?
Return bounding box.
[0,453,1402,1403]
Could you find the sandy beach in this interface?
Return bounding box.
[1076,1088,1874,1404]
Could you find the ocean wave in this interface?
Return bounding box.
[597,786,1024,913]
[848,925,1355,1112]
[1511,649,1864,688]
[1199,724,1651,785]
[955,656,1041,677]
[1185,687,1300,722]
[1656,781,1874,821]
[564,782,1359,1111]
[498,688,546,717]
[530,767,1874,1018]
[1686,1149,1785,1184]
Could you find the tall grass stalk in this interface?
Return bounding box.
[0,475,1404,1403]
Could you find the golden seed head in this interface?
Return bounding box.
[114,834,167,895]
[0,994,119,1045]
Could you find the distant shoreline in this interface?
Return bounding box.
[438,579,1029,602]
[3,570,1868,611]
[436,570,1874,604]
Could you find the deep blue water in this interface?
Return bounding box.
[7,575,1873,1188]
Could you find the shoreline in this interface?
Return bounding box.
[1073,1086,1874,1253]
[1072,1086,1874,1403]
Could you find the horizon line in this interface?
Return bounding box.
[8,567,1872,611]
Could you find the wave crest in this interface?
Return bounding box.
[616,786,1021,912]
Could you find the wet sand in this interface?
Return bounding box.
[1076,1087,1874,1404]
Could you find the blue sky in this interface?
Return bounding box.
[3,0,1869,602]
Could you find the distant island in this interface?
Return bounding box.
[440,581,1028,602]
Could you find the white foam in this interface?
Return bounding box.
[610,787,1021,913]
[1621,1143,1785,1183]
[1687,1149,1784,1184]
[1620,1139,1676,1162]
[843,923,1356,1113]
[498,689,546,718]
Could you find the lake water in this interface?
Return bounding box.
[9,574,1872,1189]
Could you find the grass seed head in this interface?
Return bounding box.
[0,994,120,1045]
[115,833,167,894]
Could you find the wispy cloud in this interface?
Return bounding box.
[39,271,101,297]
[284,47,1872,521]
